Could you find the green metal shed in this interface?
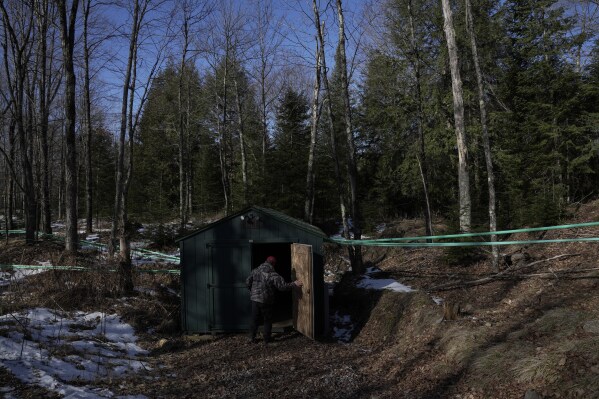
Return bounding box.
[177,206,328,340]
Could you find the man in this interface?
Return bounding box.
[246,256,302,344]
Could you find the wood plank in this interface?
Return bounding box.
[292,243,314,339]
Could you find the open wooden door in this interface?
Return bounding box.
[291,243,314,339]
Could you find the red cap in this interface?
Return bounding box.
[266,256,276,265]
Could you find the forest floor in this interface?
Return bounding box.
[2,202,599,398]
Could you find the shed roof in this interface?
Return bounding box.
[176,206,327,242]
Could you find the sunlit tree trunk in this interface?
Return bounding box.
[304,39,320,223]
[335,0,363,273]
[441,0,471,232]
[313,0,350,246]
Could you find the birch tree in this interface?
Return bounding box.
[335,0,363,273]
[441,0,471,232]
[312,0,350,248]
[304,38,320,223]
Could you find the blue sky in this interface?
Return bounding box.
[89,0,366,129]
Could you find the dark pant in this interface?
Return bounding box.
[249,301,273,342]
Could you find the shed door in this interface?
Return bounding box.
[209,244,250,331]
[291,243,314,339]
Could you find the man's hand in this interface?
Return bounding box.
[293,280,303,287]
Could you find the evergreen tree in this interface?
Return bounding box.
[268,87,310,218]
[494,0,578,225]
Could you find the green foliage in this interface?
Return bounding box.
[91,127,116,218]
[267,87,310,218]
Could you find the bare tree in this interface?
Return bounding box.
[567,1,599,73]
[441,0,470,232]
[176,0,212,227]
[465,0,497,270]
[35,0,61,236]
[335,0,363,273]
[312,0,350,245]
[205,2,247,215]
[109,0,168,291]
[0,1,37,243]
[304,37,320,223]
[82,0,93,234]
[56,0,80,253]
[248,0,283,184]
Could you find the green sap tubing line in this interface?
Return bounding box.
[326,220,599,245]
[328,237,599,247]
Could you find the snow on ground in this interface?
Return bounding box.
[356,266,415,293]
[86,234,100,242]
[0,261,53,287]
[0,269,47,287]
[0,308,149,398]
[357,276,415,292]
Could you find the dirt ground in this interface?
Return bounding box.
[2,201,599,398]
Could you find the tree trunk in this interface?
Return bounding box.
[178,17,189,229]
[36,0,53,236]
[57,0,80,253]
[313,0,350,245]
[83,0,93,234]
[7,120,15,230]
[465,0,498,270]
[234,76,248,206]
[408,0,433,239]
[335,0,363,274]
[110,0,140,258]
[441,0,471,233]
[0,2,37,243]
[219,48,232,215]
[304,39,321,223]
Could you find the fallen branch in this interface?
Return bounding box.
[428,254,581,291]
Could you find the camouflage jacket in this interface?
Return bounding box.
[246,262,293,304]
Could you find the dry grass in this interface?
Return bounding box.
[438,324,489,367]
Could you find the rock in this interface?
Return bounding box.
[524,390,542,399]
[583,320,599,334]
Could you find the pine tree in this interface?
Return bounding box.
[268,87,311,218]
[495,0,578,225]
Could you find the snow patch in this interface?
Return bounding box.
[0,308,149,398]
[85,234,100,242]
[0,268,46,287]
[356,275,415,293]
